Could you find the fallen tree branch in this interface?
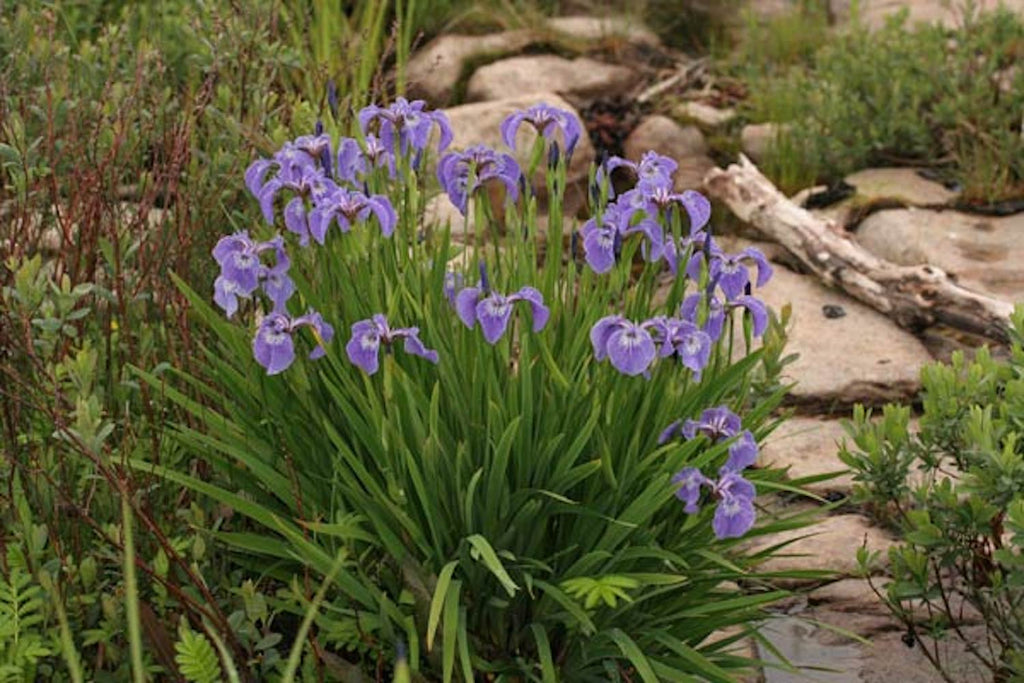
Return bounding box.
[704,155,1014,343]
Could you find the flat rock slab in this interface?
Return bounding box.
[407,31,535,105]
[545,15,660,46]
[845,168,957,206]
[624,115,707,160]
[740,122,786,164]
[442,93,596,191]
[757,611,983,683]
[466,55,636,104]
[407,16,658,105]
[760,418,854,494]
[675,101,736,128]
[856,208,1024,301]
[746,513,895,581]
[755,264,931,407]
[808,578,891,614]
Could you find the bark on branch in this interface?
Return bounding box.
[704,155,1014,343]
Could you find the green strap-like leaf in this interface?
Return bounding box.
[427,561,458,652]
[466,535,518,597]
[607,629,659,683]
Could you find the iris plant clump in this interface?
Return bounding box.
[171,96,798,680]
[215,99,776,538]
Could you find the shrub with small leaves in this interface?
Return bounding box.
[842,307,1024,680]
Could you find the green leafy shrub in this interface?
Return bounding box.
[741,6,1024,201]
[841,308,1024,680]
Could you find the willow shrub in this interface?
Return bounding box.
[135,99,813,681]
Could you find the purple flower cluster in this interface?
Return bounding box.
[661,406,760,539]
[212,233,294,318]
[590,313,712,378]
[220,99,459,375]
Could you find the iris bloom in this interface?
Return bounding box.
[309,186,397,245]
[212,233,293,317]
[336,135,396,184]
[345,314,439,375]
[659,405,741,445]
[437,145,522,215]
[580,204,663,274]
[455,284,549,344]
[500,103,582,157]
[600,151,677,194]
[253,309,334,375]
[647,316,713,378]
[679,291,769,341]
[709,247,774,301]
[671,466,757,539]
[669,407,761,539]
[590,315,657,376]
[246,143,335,244]
[358,98,453,155]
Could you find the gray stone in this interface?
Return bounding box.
[740,122,785,163]
[466,55,636,104]
[755,264,931,407]
[673,155,717,193]
[406,31,534,105]
[623,115,707,161]
[761,418,854,494]
[809,578,892,614]
[545,15,660,46]
[674,101,736,128]
[442,93,596,190]
[845,168,957,206]
[745,513,896,581]
[856,208,1024,301]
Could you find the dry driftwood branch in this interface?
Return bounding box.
[704,155,1015,343]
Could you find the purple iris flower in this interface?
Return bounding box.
[246,142,337,244]
[212,233,294,317]
[724,430,759,472]
[336,135,396,184]
[260,252,295,312]
[437,145,522,215]
[709,247,773,301]
[598,151,680,198]
[659,405,741,445]
[648,316,713,378]
[679,291,769,341]
[253,309,334,375]
[663,230,720,280]
[358,98,453,155]
[580,204,663,274]
[590,315,658,376]
[443,271,465,307]
[345,314,439,376]
[679,292,726,342]
[455,285,549,344]
[500,103,582,157]
[308,186,397,245]
[710,470,757,539]
[671,466,757,539]
[672,467,709,514]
